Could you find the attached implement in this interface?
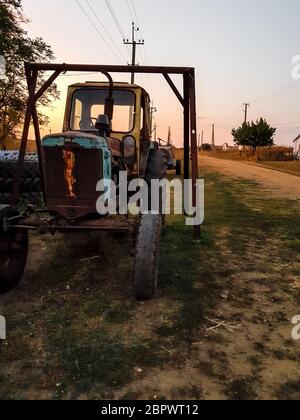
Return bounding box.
[0,63,199,299]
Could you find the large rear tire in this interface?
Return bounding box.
[0,161,42,205]
[133,149,167,300]
[176,160,182,176]
[134,214,162,300]
[0,206,28,294]
[0,161,41,193]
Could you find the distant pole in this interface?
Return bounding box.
[124,22,144,84]
[167,126,172,146]
[150,102,157,138]
[154,123,157,141]
[243,103,250,124]
[201,130,204,147]
[198,133,201,151]
[211,124,215,155]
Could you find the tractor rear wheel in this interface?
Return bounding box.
[0,206,28,294]
[0,161,42,205]
[134,214,162,300]
[176,160,182,176]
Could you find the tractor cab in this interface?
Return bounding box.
[64,82,151,168]
[41,82,153,220]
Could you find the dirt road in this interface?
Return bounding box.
[200,156,300,200]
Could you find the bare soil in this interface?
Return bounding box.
[200,155,300,200]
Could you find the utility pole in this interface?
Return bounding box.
[201,130,204,147]
[243,103,250,124]
[150,102,157,138]
[211,124,215,154]
[167,126,172,146]
[124,22,144,84]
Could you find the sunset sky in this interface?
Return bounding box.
[22,0,300,147]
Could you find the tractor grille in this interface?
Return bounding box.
[43,146,103,219]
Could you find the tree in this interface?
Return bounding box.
[0,0,59,149]
[201,143,212,152]
[232,118,276,155]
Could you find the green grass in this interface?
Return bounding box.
[156,170,300,343]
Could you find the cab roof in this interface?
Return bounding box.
[68,81,145,91]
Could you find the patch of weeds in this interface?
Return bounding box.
[225,377,257,401]
[254,342,268,355]
[197,361,224,380]
[121,389,141,400]
[0,335,32,362]
[172,384,203,400]
[286,239,300,251]
[47,326,165,393]
[275,380,300,400]
[249,355,263,377]
[103,303,133,324]
[272,349,298,362]
[158,219,221,341]
[84,295,133,324]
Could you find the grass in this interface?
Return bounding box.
[258,160,300,176]
[225,378,257,400]
[275,380,300,400]
[1,166,300,399]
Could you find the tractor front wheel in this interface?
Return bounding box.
[0,206,28,294]
[134,214,162,300]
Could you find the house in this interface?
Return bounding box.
[222,142,238,151]
[293,134,300,159]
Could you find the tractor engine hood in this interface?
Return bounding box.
[41,131,112,220]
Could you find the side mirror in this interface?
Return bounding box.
[123,136,136,166]
[95,114,111,137]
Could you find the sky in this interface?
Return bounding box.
[21,0,300,147]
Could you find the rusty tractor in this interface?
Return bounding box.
[0,63,200,300]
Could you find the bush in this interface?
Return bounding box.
[256,147,294,162]
[201,143,212,152]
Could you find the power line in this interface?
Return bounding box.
[128,0,151,91]
[126,0,135,23]
[75,0,122,63]
[130,0,143,38]
[84,0,127,62]
[105,0,131,58]
[105,0,126,40]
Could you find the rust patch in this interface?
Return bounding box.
[63,149,76,199]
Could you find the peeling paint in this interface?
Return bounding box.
[63,150,76,199]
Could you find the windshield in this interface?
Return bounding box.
[70,88,135,133]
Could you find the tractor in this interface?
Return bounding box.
[0,63,200,300]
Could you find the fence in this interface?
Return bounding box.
[0,151,38,161]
